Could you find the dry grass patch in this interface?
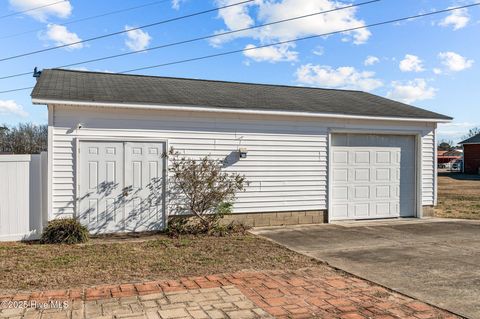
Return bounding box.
[436,173,480,219]
[0,234,323,293]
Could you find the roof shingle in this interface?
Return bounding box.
[460,133,480,144]
[31,69,452,121]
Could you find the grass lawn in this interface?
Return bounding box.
[0,234,323,294]
[435,172,480,219]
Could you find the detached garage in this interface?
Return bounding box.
[31,69,451,233]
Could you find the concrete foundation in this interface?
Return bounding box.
[222,210,327,227]
[422,205,436,217]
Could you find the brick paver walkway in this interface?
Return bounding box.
[0,268,460,319]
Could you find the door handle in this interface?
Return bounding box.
[123,190,129,197]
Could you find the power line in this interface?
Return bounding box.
[1,3,479,94]
[0,0,67,20]
[120,3,480,74]
[0,0,171,40]
[0,87,33,94]
[0,0,255,62]
[0,0,381,80]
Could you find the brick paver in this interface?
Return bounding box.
[0,268,460,319]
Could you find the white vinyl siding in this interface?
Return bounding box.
[49,104,436,218]
[422,130,435,205]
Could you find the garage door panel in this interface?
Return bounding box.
[375,185,390,199]
[333,150,348,164]
[354,186,370,199]
[375,168,391,181]
[375,151,391,164]
[354,168,370,182]
[354,151,370,164]
[333,204,349,218]
[333,168,348,182]
[333,186,348,199]
[353,203,369,217]
[331,134,416,220]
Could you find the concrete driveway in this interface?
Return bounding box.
[251,218,480,319]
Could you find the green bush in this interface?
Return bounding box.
[166,202,234,237]
[40,219,89,244]
[166,203,251,237]
[210,221,251,237]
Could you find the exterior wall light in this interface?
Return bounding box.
[239,147,248,159]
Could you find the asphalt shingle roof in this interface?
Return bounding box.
[460,133,480,144]
[31,69,452,121]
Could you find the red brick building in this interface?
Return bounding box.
[460,133,480,174]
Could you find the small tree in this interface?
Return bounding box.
[167,148,247,232]
[438,140,454,151]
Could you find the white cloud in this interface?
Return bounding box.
[312,45,324,56]
[399,54,425,72]
[210,0,371,61]
[43,24,83,50]
[364,55,379,66]
[439,8,469,30]
[438,51,474,72]
[171,0,186,10]
[0,100,28,117]
[124,25,152,52]
[9,0,72,22]
[244,43,298,62]
[433,68,443,75]
[438,122,479,143]
[387,79,437,103]
[295,64,383,91]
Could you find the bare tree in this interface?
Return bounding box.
[0,123,47,154]
[463,127,480,140]
[167,148,247,231]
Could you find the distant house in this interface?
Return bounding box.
[437,149,463,167]
[459,133,480,174]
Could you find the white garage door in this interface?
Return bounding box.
[78,141,166,234]
[331,134,416,220]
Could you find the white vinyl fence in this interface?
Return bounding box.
[0,153,47,241]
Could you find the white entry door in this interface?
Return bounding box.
[330,134,416,221]
[78,141,166,234]
[124,142,166,232]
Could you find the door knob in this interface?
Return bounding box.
[123,190,129,197]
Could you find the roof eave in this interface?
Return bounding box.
[31,97,453,123]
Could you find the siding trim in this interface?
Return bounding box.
[32,99,452,123]
[47,105,54,221]
[416,134,423,217]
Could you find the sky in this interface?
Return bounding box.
[0,0,479,143]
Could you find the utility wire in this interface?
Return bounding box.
[0,0,171,40]
[121,3,480,74]
[0,0,255,62]
[0,0,67,20]
[0,87,34,94]
[1,3,479,94]
[0,0,380,80]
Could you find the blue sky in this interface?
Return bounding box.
[0,0,479,143]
